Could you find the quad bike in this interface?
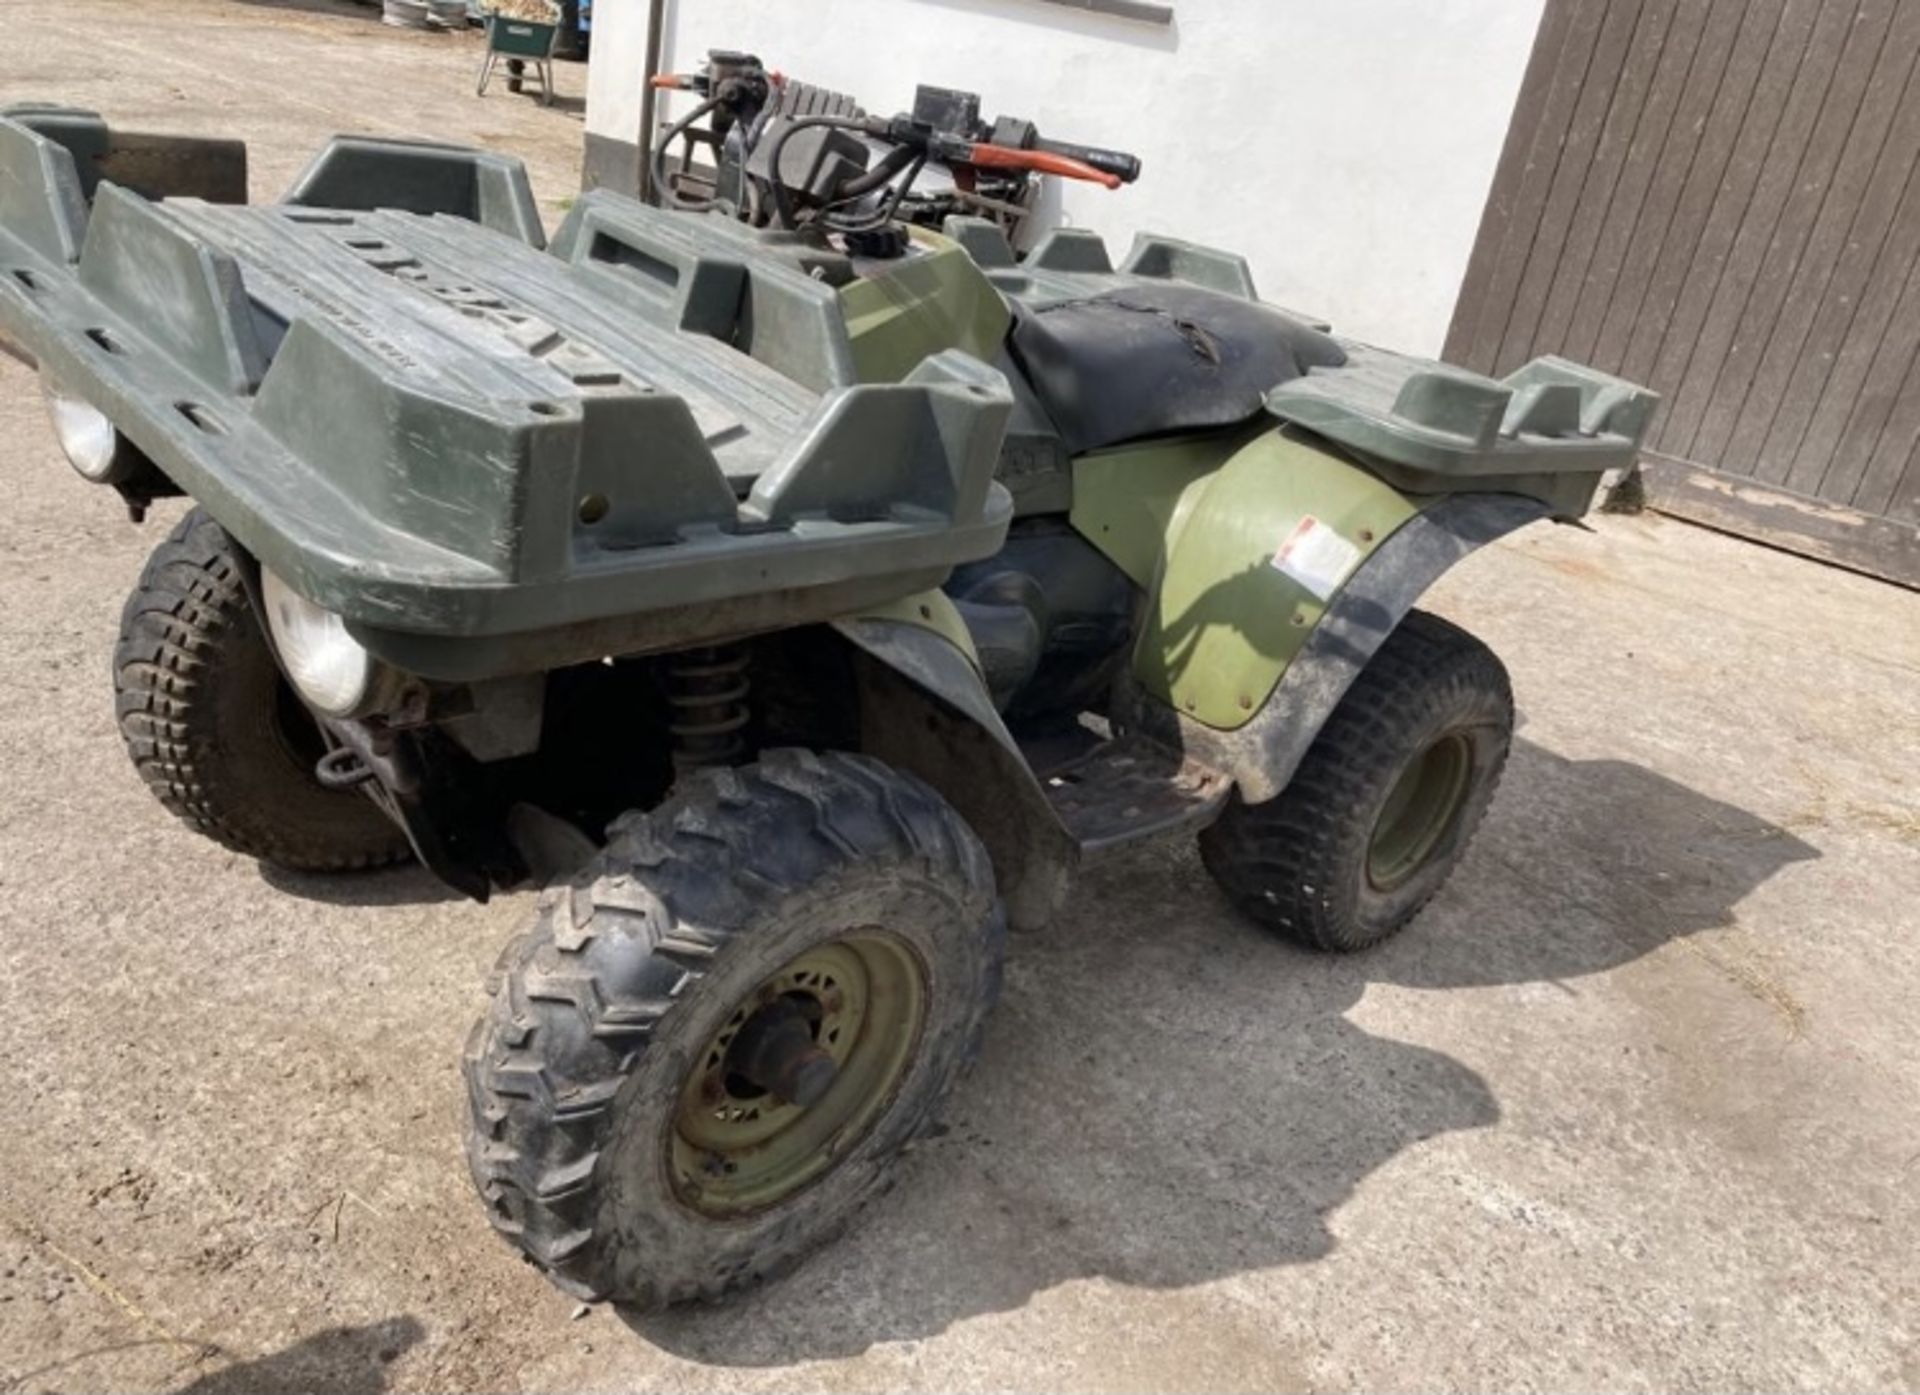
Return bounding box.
[0,88,1654,1310]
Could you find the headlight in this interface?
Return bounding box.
[42,378,125,483]
[260,568,377,717]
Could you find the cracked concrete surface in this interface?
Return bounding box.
[3,2,1919,1390]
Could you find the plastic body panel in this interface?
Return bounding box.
[3,104,247,206]
[943,216,1657,524]
[283,135,549,249]
[843,588,981,667]
[1265,348,1657,517]
[1072,426,1420,731]
[838,236,1011,385]
[832,614,1075,931]
[1114,493,1551,803]
[0,117,1017,684]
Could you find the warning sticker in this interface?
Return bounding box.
[1271,515,1363,601]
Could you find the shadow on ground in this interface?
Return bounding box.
[228,0,410,21]
[177,1316,423,1395]
[622,738,1817,1364]
[526,93,588,117]
[259,860,465,908]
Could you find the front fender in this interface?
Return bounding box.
[831,601,1076,932]
[1115,491,1549,803]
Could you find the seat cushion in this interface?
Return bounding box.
[1008,283,1347,454]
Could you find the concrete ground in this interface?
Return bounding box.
[4,3,1919,1390]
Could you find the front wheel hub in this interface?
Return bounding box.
[670,932,927,1218]
[725,996,839,1107]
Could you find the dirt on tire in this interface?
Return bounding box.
[463,748,1005,1309]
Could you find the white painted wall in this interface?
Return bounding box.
[586,0,1546,355]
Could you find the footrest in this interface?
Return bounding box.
[1040,734,1232,861]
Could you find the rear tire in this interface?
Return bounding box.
[1199,609,1512,952]
[112,509,411,872]
[464,749,1003,1308]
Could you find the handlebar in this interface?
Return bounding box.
[655,51,1145,237]
[857,114,1133,192]
[964,143,1123,189]
[1030,136,1141,185]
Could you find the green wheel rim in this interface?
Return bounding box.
[669,931,928,1218]
[1367,733,1474,891]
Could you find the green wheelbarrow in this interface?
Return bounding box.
[476,13,557,106]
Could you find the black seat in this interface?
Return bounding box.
[1008,283,1347,454]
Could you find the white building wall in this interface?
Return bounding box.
[586,0,1546,355]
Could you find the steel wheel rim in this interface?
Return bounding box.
[669,931,928,1217]
[1368,733,1474,891]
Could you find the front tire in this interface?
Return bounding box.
[463,750,1003,1308]
[113,509,411,872]
[1199,609,1513,952]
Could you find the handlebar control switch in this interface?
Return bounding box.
[911,85,984,136]
[746,124,872,203]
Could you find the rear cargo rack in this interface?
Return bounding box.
[943,216,1657,517]
[1265,348,1658,516]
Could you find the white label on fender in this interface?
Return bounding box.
[1271,515,1363,601]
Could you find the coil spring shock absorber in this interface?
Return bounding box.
[667,644,752,770]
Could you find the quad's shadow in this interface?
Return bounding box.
[260,859,465,908]
[623,737,1817,1364]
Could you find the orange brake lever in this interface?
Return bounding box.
[964,143,1124,190]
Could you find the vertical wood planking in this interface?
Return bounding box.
[1744,4,1920,487]
[1891,419,1920,525]
[1530,0,1678,365]
[1841,260,1920,516]
[1857,348,1920,520]
[1560,0,1715,368]
[1616,0,1792,391]
[1772,107,1920,495]
[1444,0,1598,373]
[1666,0,1873,464]
[1444,0,1920,582]
[1684,0,1896,468]
[1494,0,1651,374]
[1802,196,1920,505]
[1642,0,1828,455]
[1584,0,1749,373]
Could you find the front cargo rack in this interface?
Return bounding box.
[0,111,1014,682]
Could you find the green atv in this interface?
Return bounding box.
[0,83,1653,1310]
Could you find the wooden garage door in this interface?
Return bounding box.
[1446,0,1920,588]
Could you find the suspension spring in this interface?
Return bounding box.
[667,644,752,770]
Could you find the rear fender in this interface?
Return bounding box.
[831,598,1075,932]
[1114,491,1548,802]
[1074,425,1423,731]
